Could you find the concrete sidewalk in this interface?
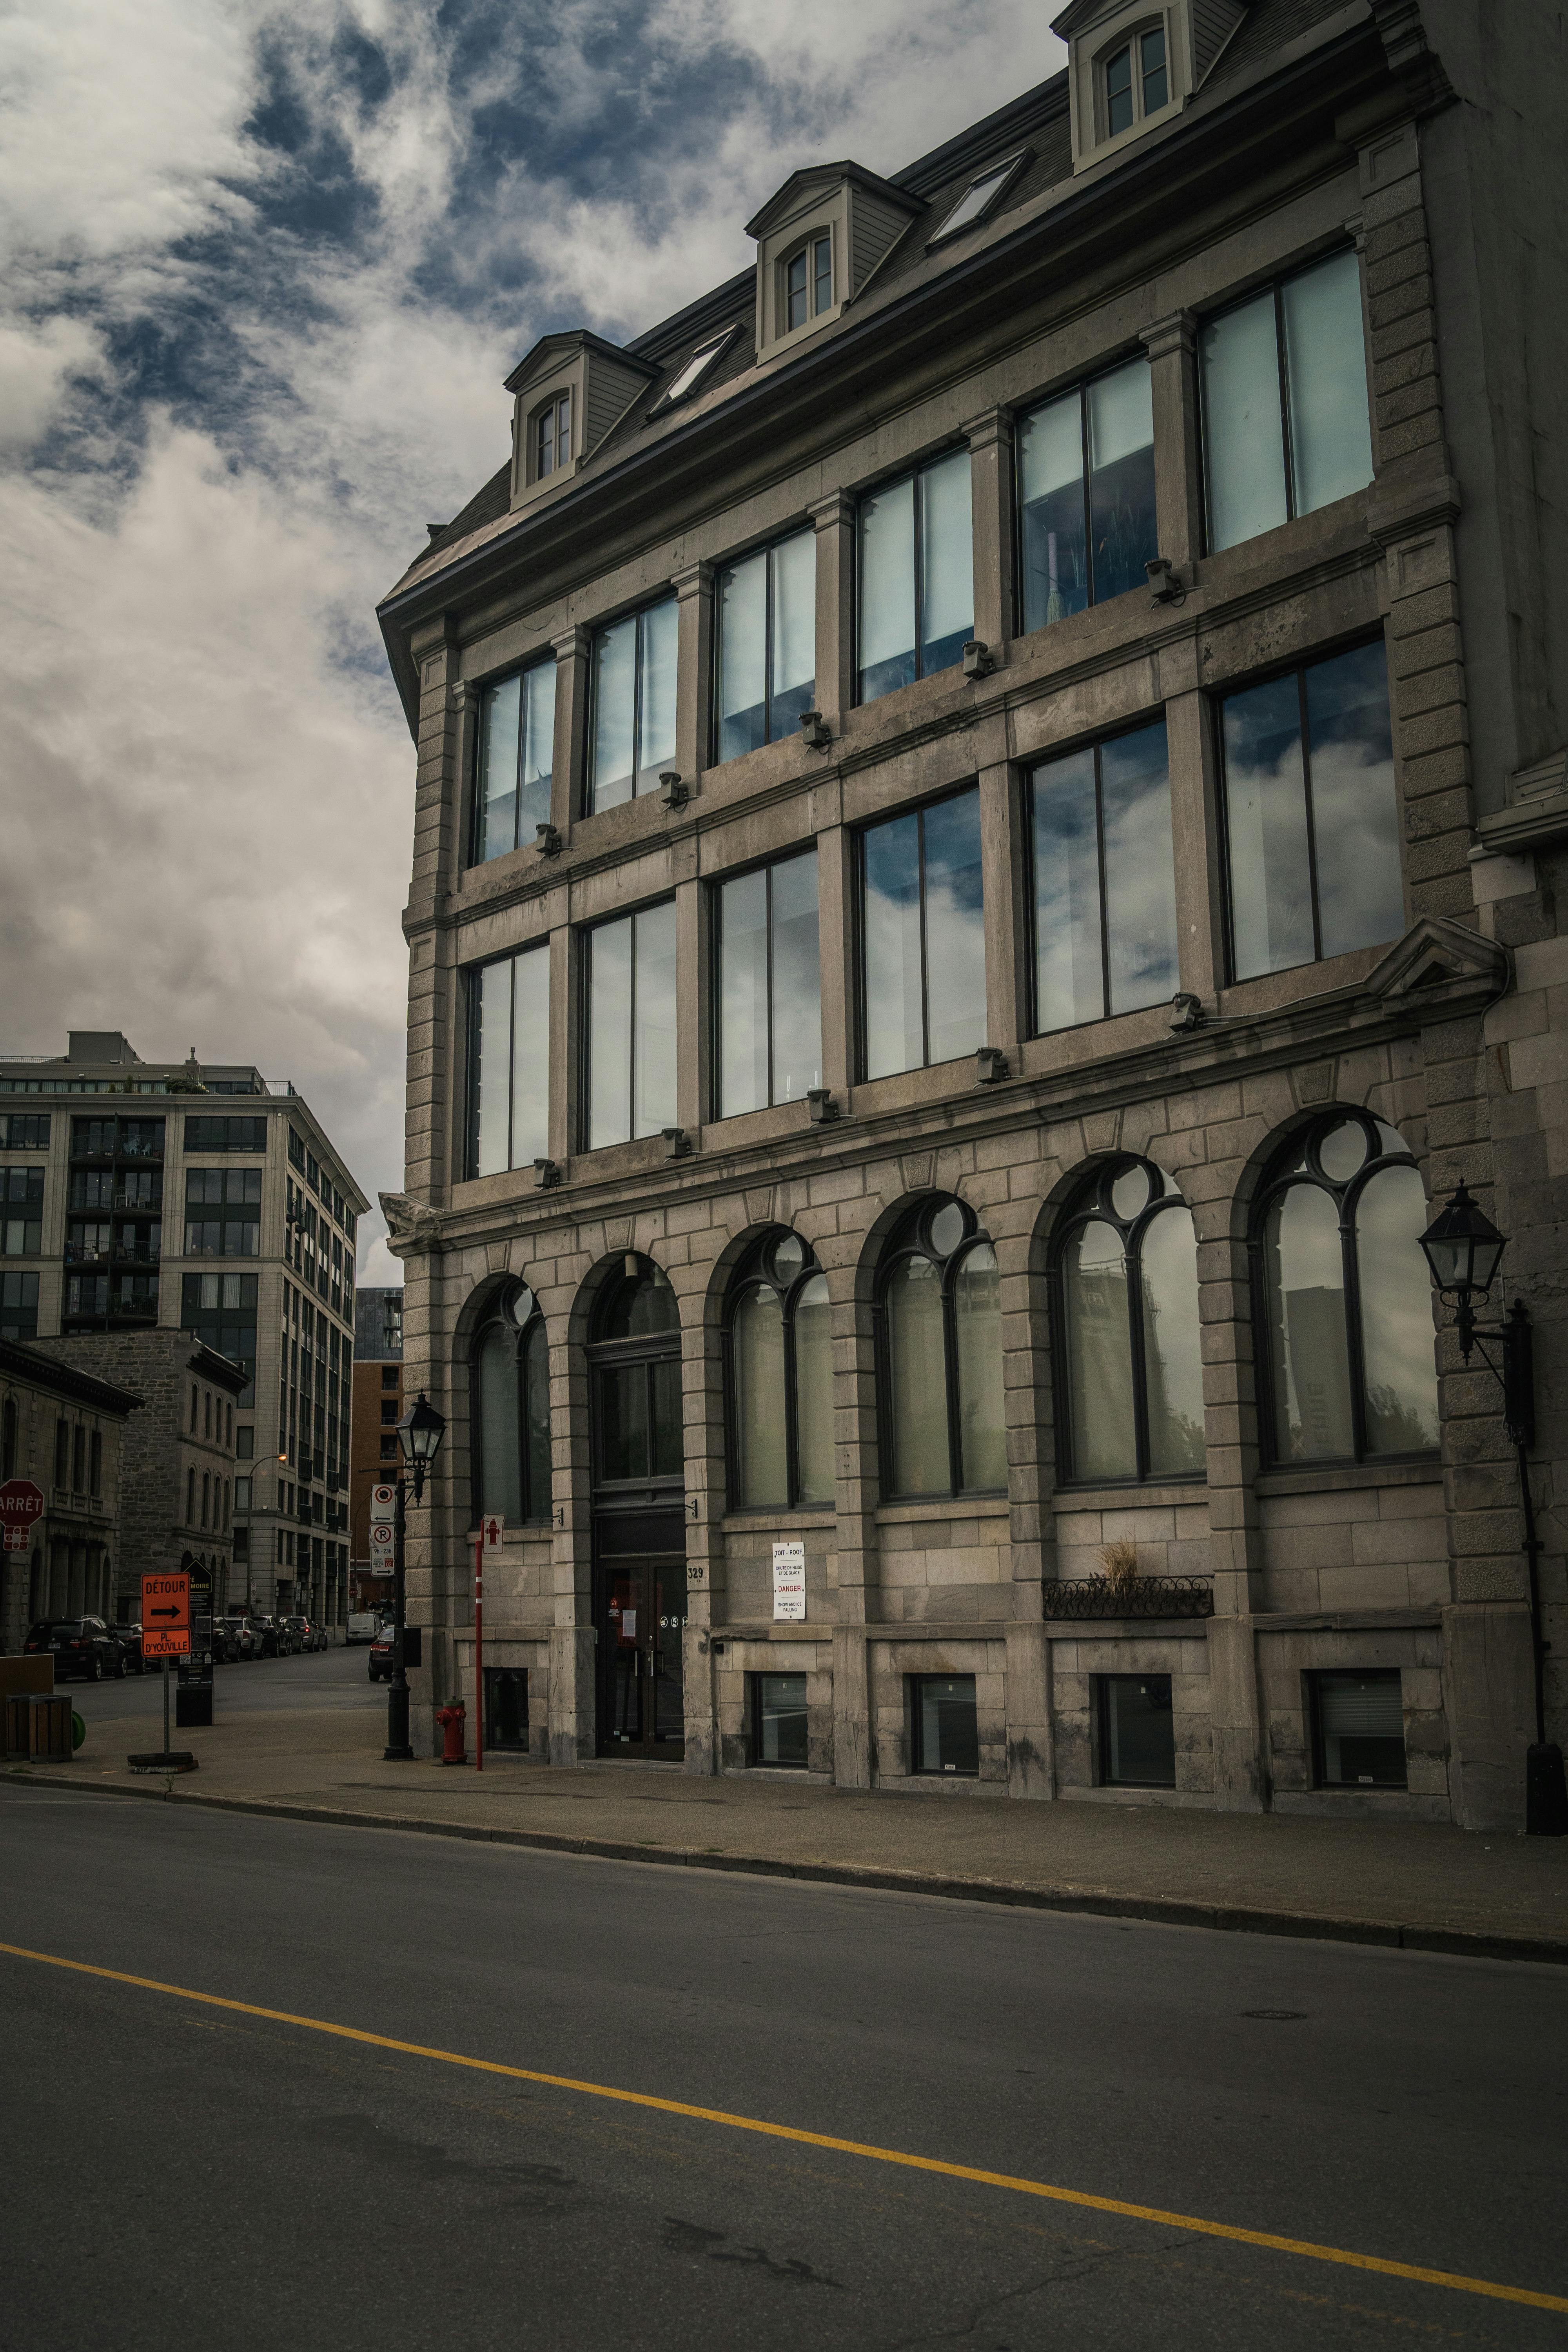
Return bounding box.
[9,1698,1568,1962]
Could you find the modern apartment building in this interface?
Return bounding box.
[376,1,1567,1828]
[349,1284,403,1607]
[0,1033,368,1630]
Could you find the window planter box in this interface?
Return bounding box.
[1042,1575,1213,1621]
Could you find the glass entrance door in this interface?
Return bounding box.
[599,1557,686,1759]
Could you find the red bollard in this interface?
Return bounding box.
[436,1697,467,1765]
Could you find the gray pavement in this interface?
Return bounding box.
[18,1648,1568,1958]
[2,1795,1566,2350]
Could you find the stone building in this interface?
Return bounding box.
[31,1331,247,1623]
[376,0,1568,1828]
[0,1030,369,1629]
[349,1285,403,1608]
[0,1339,137,1651]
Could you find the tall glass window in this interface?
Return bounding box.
[472,1283,550,1525]
[861,786,985,1078]
[1220,639,1402,981]
[715,530,816,762]
[590,1260,682,1489]
[585,903,677,1149]
[726,1230,833,1509]
[1030,717,1178,1033]
[1056,1158,1203,1484]
[1201,250,1374,554]
[1256,1112,1438,1464]
[716,849,821,1117]
[858,449,973,703]
[879,1196,1005,1499]
[1018,358,1156,630]
[472,662,555,864]
[467,945,550,1178]
[589,597,678,812]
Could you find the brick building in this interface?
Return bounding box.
[33,1331,247,1623]
[374,1,1568,1827]
[0,1340,138,1650]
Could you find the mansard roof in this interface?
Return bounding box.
[743,162,922,241]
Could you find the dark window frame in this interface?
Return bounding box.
[711,526,817,764]
[709,844,820,1119]
[1197,245,1368,557]
[853,446,973,707]
[873,1194,1005,1503]
[782,230,833,332]
[721,1229,829,1514]
[1097,18,1169,139]
[469,1283,551,1530]
[1308,1667,1409,1790]
[855,781,982,1080]
[1025,715,1173,1037]
[465,940,551,1179]
[747,1669,811,1768]
[1094,1671,1177,1787]
[577,897,677,1155]
[468,656,557,866]
[1050,1155,1203,1489]
[535,390,571,479]
[586,594,679,816]
[1213,631,1399,986]
[908,1671,980,1777]
[1013,353,1156,632]
[1249,1110,1437,1471]
[585,1263,684,1504]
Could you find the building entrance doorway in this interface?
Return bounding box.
[587,1257,686,1759]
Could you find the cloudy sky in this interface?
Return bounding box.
[0,0,1063,1283]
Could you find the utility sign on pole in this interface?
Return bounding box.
[142,1572,190,1764]
[475,1515,503,1775]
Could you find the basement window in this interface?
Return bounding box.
[1310,1670,1407,1788]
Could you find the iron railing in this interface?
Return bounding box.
[1042,1575,1214,1621]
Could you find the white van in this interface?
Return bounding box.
[345,1612,380,1645]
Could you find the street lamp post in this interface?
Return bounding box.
[1419,1182,1565,1836]
[385,1388,445,1763]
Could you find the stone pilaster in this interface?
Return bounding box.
[1140,309,1202,572]
[963,407,1015,659]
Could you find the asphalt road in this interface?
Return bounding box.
[3,1800,1565,2352]
[64,1637,381,1721]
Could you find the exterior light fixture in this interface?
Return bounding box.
[1419,1180,1561,1835]
[384,1390,446,1764]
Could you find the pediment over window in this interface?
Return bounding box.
[1051,0,1248,173]
[502,331,659,514]
[745,164,922,362]
[1363,916,1512,1003]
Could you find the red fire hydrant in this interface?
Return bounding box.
[436,1696,467,1766]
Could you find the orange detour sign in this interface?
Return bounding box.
[142,1573,191,1659]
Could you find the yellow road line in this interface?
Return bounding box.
[4,1937,1563,2317]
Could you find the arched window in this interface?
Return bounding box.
[1254,1112,1439,1463]
[878,1198,1005,1499]
[589,1258,682,1492]
[1099,20,1168,138]
[471,1284,551,1525]
[1055,1158,1203,1483]
[725,1232,833,1510]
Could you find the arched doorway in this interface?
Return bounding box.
[588,1257,686,1758]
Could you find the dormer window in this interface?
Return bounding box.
[1102,23,1167,134]
[535,392,571,478]
[785,234,833,332]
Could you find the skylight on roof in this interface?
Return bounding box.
[662,333,731,405]
[929,152,1025,243]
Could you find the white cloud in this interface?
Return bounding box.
[0,0,1066,1281]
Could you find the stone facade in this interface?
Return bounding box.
[0,1339,136,1651]
[376,2,1568,1831]
[31,1331,246,1622]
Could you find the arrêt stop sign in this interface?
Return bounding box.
[0,1479,45,1553]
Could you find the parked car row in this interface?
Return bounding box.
[20,1614,336,1678]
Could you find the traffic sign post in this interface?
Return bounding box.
[0,1477,45,1555]
[476,1515,503,1774]
[142,1573,191,1762]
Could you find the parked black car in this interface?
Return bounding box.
[367,1627,395,1682]
[284,1615,325,1653]
[22,1618,127,1681]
